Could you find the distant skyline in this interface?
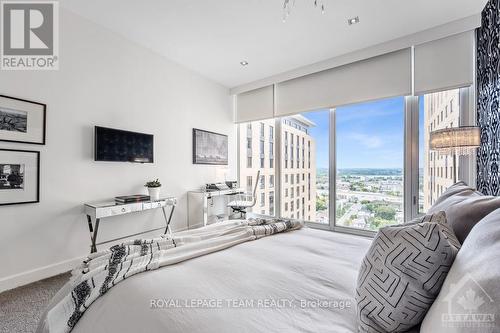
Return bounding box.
[304,97,406,169]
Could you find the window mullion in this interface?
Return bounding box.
[329,108,336,231]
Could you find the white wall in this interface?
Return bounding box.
[0,9,235,291]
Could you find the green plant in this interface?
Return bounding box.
[144,179,161,188]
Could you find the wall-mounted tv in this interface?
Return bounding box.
[94,126,154,163]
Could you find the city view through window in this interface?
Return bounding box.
[239,90,460,231]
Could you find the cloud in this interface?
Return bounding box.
[348,133,384,148]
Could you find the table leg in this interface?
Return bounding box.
[90,218,100,253]
[203,195,208,227]
[162,205,175,236]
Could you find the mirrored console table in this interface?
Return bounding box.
[84,197,177,253]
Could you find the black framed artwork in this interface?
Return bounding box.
[192,128,228,165]
[0,149,40,206]
[0,95,46,145]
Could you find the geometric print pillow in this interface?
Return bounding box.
[355,212,461,332]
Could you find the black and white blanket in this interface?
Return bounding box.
[42,218,302,333]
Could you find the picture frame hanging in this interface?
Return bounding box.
[192,128,228,165]
[0,149,40,206]
[0,95,46,145]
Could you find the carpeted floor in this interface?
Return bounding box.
[0,272,71,333]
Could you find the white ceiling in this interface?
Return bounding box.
[61,0,487,88]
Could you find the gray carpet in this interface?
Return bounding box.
[0,272,71,333]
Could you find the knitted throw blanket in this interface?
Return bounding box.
[42,218,302,333]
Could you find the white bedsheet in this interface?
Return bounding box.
[42,227,372,333]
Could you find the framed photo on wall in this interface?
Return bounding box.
[0,95,46,145]
[0,149,40,206]
[193,128,228,165]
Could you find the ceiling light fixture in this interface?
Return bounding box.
[347,16,360,25]
[240,61,249,66]
[283,0,325,22]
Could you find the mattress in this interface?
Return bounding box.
[40,227,372,333]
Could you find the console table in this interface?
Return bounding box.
[84,197,177,253]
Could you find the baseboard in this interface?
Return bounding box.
[0,226,194,293]
[0,256,84,293]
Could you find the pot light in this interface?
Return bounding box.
[348,16,360,25]
[240,61,249,66]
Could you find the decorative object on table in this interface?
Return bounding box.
[0,149,40,205]
[192,128,228,165]
[429,126,480,182]
[0,95,46,145]
[115,194,150,204]
[356,212,461,333]
[145,179,161,201]
[225,181,238,189]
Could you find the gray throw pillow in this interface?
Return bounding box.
[356,212,461,333]
[420,208,500,332]
[428,182,500,243]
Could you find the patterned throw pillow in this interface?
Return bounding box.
[356,212,461,333]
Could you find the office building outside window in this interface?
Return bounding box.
[420,89,460,212]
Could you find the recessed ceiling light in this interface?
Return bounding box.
[348,16,360,25]
[240,61,249,66]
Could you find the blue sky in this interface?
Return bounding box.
[303,97,408,169]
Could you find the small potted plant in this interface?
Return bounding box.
[145,179,162,201]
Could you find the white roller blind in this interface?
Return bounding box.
[275,49,411,116]
[235,85,274,123]
[414,31,474,95]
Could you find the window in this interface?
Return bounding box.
[246,176,252,193]
[419,89,461,213]
[269,141,274,168]
[238,89,471,233]
[269,191,275,216]
[335,97,404,231]
[260,139,265,168]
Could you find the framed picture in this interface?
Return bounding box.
[0,149,40,206]
[193,128,228,165]
[0,95,46,145]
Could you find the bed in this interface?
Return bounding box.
[38,226,372,333]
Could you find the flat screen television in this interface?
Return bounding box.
[94,126,154,163]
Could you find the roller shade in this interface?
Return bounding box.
[275,49,411,116]
[414,31,474,95]
[235,85,274,123]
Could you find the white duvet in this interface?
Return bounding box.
[39,227,372,333]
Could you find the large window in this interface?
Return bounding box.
[280,111,329,224]
[238,89,472,235]
[419,89,461,213]
[335,97,405,231]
